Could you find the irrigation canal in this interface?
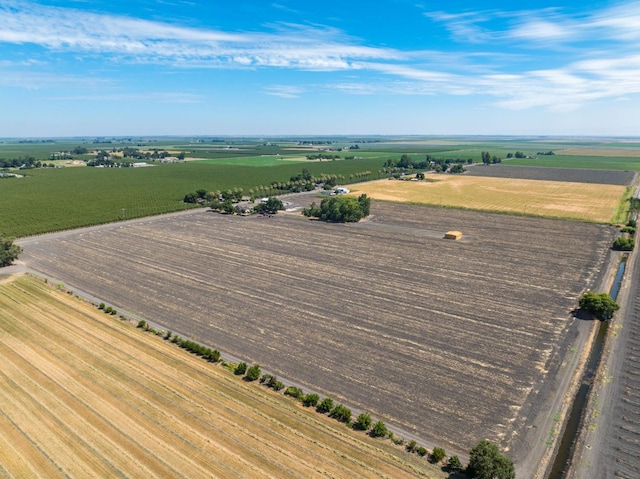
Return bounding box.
[546,254,628,479]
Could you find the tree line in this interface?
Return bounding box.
[100,288,515,477]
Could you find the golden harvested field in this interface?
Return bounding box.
[0,275,445,479]
[346,176,625,222]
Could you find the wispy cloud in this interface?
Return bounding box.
[1,0,640,114]
[263,85,304,98]
[0,1,400,69]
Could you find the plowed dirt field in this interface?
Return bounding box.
[19,201,617,465]
[0,275,443,479]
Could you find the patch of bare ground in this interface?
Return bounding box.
[19,202,617,470]
[0,275,444,479]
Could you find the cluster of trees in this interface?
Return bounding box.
[505,151,526,158]
[0,235,21,267]
[303,194,371,223]
[383,154,471,174]
[613,237,635,251]
[579,291,620,320]
[536,151,555,156]
[97,303,118,316]
[614,218,636,251]
[0,157,55,169]
[481,152,502,165]
[306,153,341,160]
[254,197,284,215]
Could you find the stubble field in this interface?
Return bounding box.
[19,201,617,460]
[0,275,443,479]
[346,176,626,223]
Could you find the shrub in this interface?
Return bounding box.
[431,447,446,464]
[613,237,635,251]
[284,386,304,399]
[164,330,172,340]
[391,436,404,445]
[317,397,334,413]
[98,303,105,310]
[245,364,261,381]
[235,362,247,375]
[447,455,463,472]
[302,393,319,407]
[330,404,352,423]
[354,412,372,431]
[621,225,636,235]
[137,320,147,329]
[579,291,620,320]
[406,440,417,453]
[370,420,389,438]
[104,306,113,314]
[416,446,428,457]
[260,374,272,384]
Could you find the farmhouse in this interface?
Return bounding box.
[444,230,463,240]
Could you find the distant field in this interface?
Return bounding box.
[348,176,626,223]
[0,275,443,479]
[0,158,388,237]
[504,155,640,171]
[465,164,636,185]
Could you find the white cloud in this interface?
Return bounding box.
[263,85,303,98]
[1,0,640,115]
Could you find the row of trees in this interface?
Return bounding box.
[123,295,514,477]
[0,157,56,169]
[303,194,371,223]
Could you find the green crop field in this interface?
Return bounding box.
[0,158,388,237]
[3,136,640,237]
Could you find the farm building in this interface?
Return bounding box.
[335,187,350,195]
[444,230,463,240]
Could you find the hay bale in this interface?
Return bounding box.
[444,230,462,240]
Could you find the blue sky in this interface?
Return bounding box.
[1,0,639,137]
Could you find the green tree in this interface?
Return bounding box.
[448,455,463,472]
[431,447,446,464]
[613,237,635,251]
[235,362,247,375]
[183,192,198,203]
[0,235,22,267]
[330,404,352,423]
[370,420,389,437]
[317,397,334,413]
[255,197,284,215]
[354,412,372,431]
[305,194,371,223]
[302,393,319,407]
[245,364,261,381]
[467,439,515,479]
[579,291,620,320]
